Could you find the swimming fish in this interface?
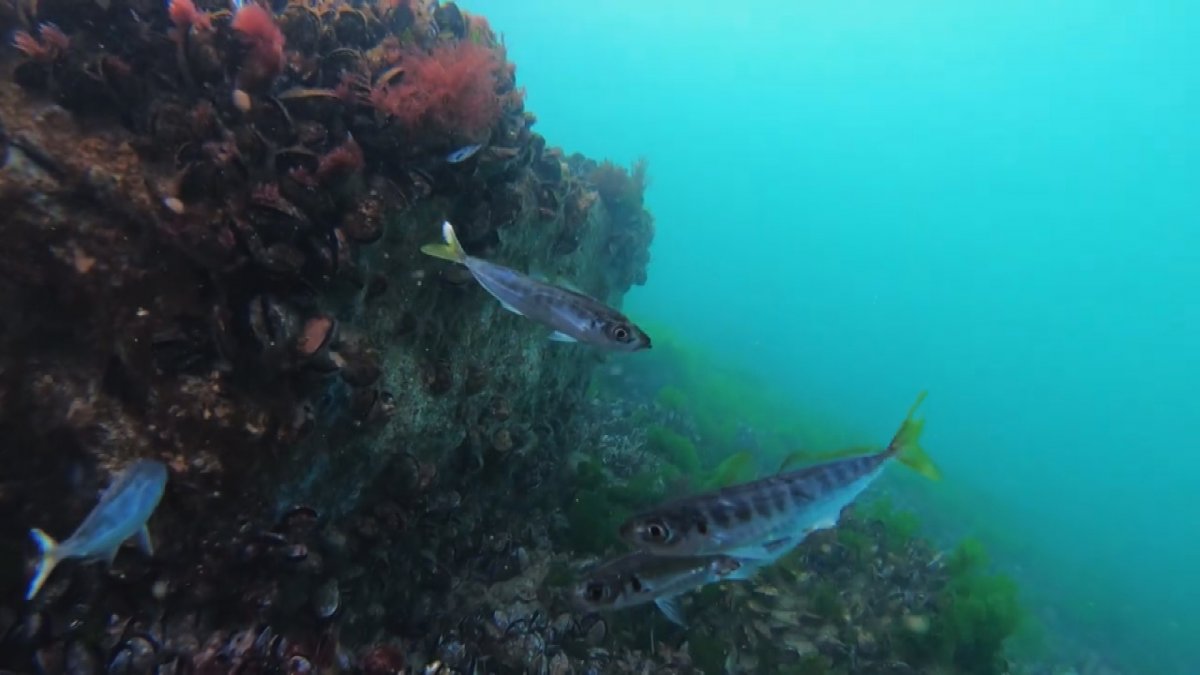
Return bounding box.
[571,551,749,626]
[26,459,168,600]
[446,143,483,163]
[620,393,939,560]
[421,221,652,351]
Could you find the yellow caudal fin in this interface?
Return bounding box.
[26,528,61,600]
[419,221,468,264]
[889,391,941,481]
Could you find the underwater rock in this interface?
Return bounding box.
[0,1,657,672]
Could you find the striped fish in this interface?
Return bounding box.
[571,551,749,626]
[619,394,939,560]
[421,221,652,351]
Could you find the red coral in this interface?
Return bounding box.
[168,0,212,33]
[232,3,285,86]
[369,41,501,139]
[12,23,68,63]
[317,136,364,182]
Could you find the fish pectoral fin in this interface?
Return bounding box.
[26,528,62,601]
[654,595,687,627]
[548,331,577,342]
[133,525,154,556]
[104,545,120,568]
[498,300,525,316]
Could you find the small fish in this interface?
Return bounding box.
[446,143,483,163]
[421,221,652,351]
[26,459,168,600]
[571,551,748,626]
[620,394,939,561]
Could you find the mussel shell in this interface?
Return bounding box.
[279,5,322,53]
[333,8,371,47]
[251,96,295,145]
[247,194,312,242]
[248,295,302,355]
[532,154,563,184]
[434,3,467,39]
[274,146,321,176]
[277,88,342,122]
[340,196,385,244]
[255,242,307,275]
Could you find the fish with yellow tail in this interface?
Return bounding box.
[421,221,652,351]
[620,393,940,561]
[26,459,168,600]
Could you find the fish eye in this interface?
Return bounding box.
[696,520,709,535]
[644,520,670,542]
[608,323,631,341]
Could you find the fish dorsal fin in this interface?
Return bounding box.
[778,446,880,473]
[655,594,687,627]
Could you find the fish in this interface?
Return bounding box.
[446,143,483,163]
[619,393,939,560]
[26,459,168,600]
[421,221,652,351]
[571,551,749,626]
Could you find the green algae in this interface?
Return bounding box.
[646,424,701,473]
[896,537,1024,675]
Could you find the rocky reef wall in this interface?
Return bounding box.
[0,1,652,671]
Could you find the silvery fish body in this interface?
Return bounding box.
[421,222,652,351]
[26,459,168,599]
[572,551,748,625]
[621,395,938,560]
[622,452,892,560]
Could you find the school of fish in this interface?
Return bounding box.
[25,220,936,637]
[572,393,940,625]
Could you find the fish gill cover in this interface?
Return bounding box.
[0,1,1067,674]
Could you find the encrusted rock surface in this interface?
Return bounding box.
[0,1,654,670]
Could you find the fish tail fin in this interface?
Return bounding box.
[889,391,941,481]
[419,221,467,264]
[26,528,61,600]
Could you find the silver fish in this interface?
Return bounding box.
[421,221,652,351]
[26,459,168,599]
[446,143,483,163]
[620,394,939,561]
[571,551,748,626]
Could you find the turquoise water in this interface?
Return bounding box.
[473,1,1197,672]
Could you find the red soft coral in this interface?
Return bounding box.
[370,41,501,140]
[168,0,212,33]
[232,3,285,87]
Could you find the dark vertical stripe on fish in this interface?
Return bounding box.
[733,499,753,522]
[752,494,773,518]
[709,503,733,528]
[770,486,788,512]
